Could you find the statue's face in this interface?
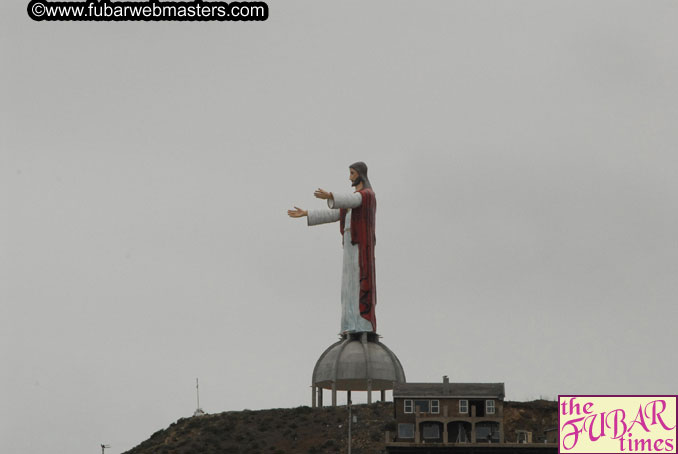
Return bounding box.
[349,168,361,187]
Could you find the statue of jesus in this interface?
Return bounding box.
[288,162,377,333]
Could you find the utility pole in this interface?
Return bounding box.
[347,397,352,454]
[196,378,200,410]
[101,444,110,454]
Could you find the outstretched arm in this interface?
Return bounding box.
[288,205,340,226]
[314,188,362,209]
[314,188,333,201]
[287,207,307,218]
[307,208,340,226]
[328,191,362,209]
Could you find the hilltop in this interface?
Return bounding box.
[124,400,558,454]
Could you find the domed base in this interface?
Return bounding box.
[311,332,406,407]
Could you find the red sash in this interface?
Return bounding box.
[339,189,377,332]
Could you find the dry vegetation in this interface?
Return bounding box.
[124,400,557,454]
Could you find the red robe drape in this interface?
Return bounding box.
[339,188,377,332]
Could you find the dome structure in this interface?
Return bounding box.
[311,332,406,407]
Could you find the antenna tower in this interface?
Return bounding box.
[193,378,205,416]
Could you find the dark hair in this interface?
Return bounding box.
[349,161,372,189]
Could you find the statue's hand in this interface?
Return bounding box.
[287,206,308,218]
[314,188,332,200]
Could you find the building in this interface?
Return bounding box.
[388,376,505,445]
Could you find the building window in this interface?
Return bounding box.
[404,400,413,413]
[476,421,500,443]
[422,423,440,439]
[471,399,485,417]
[459,399,468,414]
[398,423,415,439]
[431,400,440,414]
[414,400,430,413]
[486,400,495,414]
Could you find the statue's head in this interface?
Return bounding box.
[349,161,371,189]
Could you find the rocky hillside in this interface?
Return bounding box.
[124,400,557,454]
[504,400,559,440]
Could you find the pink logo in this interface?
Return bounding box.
[559,396,677,454]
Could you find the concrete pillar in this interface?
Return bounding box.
[331,381,337,407]
[312,385,317,408]
[380,389,386,402]
[367,379,372,404]
[499,421,504,443]
[318,387,323,407]
[471,423,476,444]
[443,426,448,444]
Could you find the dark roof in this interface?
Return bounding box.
[393,382,505,398]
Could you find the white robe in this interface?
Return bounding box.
[307,192,374,333]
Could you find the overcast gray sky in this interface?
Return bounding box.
[2,1,677,453]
